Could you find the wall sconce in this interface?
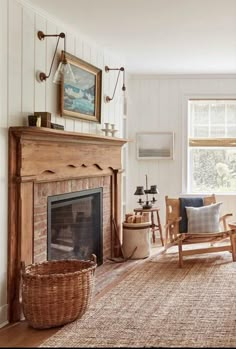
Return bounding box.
[104,65,126,103]
[36,31,75,84]
[134,175,159,209]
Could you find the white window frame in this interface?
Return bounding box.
[182,94,236,195]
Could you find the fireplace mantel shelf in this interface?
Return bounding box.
[9,127,129,183]
[10,126,128,145]
[8,126,127,323]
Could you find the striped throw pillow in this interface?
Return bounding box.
[185,202,222,233]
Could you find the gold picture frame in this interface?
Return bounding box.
[61,51,102,123]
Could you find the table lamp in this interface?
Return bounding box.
[134,175,159,209]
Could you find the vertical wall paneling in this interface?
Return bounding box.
[103,53,111,126]
[54,25,65,127]
[65,117,75,132]
[113,61,123,138]
[64,32,75,131]
[22,7,35,123]
[157,79,175,204]
[116,97,122,138]
[127,76,236,225]
[83,42,91,62]
[75,36,83,59]
[80,42,91,134]
[116,61,124,136]
[34,14,46,111]
[0,0,125,326]
[75,36,87,132]
[74,118,83,133]
[180,88,190,194]
[45,21,57,122]
[170,79,182,194]
[0,0,8,326]
[90,45,98,66]
[109,60,116,125]
[81,121,90,134]
[97,50,104,132]
[8,0,22,126]
[0,0,8,128]
[65,32,75,55]
[89,45,98,134]
[73,36,83,132]
[127,79,141,203]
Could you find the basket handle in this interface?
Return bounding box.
[91,254,97,264]
[90,254,97,275]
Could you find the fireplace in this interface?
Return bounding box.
[47,188,103,265]
[8,127,127,322]
[33,176,111,265]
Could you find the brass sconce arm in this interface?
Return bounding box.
[37,31,72,83]
[105,66,126,103]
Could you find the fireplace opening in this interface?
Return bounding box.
[47,188,103,265]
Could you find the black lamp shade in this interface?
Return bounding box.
[150,185,159,194]
[134,186,145,195]
[134,175,158,209]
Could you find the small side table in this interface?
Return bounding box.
[134,207,164,246]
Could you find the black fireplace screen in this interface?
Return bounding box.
[47,188,103,265]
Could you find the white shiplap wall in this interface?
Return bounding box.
[127,75,236,226]
[0,0,125,326]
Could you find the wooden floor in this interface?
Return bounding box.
[0,243,164,348]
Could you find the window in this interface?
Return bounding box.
[188,100,236,193]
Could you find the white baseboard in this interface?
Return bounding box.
[0,304,8,328]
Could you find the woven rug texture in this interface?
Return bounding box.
[40,251,236,348]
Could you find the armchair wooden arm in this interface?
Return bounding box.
[220,213,233,231]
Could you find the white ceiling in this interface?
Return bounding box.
[28,0,236,74]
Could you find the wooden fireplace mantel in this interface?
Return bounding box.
[9,127,127,182]
[8,126,128,322]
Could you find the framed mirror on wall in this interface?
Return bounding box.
[136,132,174,160]
[61,51,102,123]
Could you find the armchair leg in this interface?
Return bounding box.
[164,228,169,250]
[178,238,183,268]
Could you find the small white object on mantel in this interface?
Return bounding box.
[101,122,118,137]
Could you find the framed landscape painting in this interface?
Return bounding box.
[61,52,102,123]
[136,132,174,160]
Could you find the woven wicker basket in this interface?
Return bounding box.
[21,255,97,329]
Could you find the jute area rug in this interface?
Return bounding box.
[40,250,236,348]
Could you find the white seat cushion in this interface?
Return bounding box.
[185,202,222,233]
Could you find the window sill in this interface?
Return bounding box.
[181,192,236,196]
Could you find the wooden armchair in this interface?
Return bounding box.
[165,194,236,267]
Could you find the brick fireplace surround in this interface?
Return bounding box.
[8,127,127,323]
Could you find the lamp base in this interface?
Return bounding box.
[141,202,153,209]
